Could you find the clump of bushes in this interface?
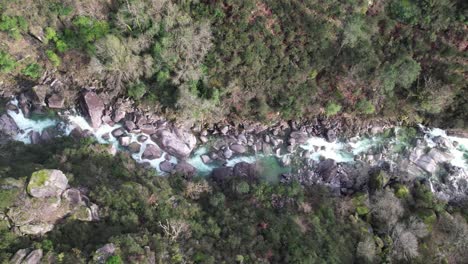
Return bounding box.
[325,102,342,117]
[0,51,16,73]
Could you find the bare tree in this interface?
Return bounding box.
[392,224,419,261]
[158,219,190,241]
[370,189,404,232]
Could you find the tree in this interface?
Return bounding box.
[356,236,378,263]
[395,56,421,89]
[391,224,419,261]
[0,51,16,73]
[357,99,375,115]
[371,190,404,231]
[325,102,342,117]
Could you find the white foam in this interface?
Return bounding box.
[300,137,354,163]
[7,99,58,143]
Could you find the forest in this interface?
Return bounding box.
[0,0,466,127]
[0,0,468,263]
[0,138,467,263]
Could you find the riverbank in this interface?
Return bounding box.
[1,92,467,203]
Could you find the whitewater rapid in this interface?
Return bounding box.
[5,99,468,177]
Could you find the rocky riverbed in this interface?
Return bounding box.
[1,90,467,204]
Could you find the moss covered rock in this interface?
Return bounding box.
[27,169,68,198]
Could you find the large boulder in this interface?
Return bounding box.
[153,128,196,159]
[19,223,55,236]
[159,161,175,173]
[27,169,68,198]
[10,249,30,264]
[233,162,257,180]
[0,114,19,137]
[211,167,233,183]
[81,91,105,129]
[290,131,309,144]
[31,85,48,106]
[93,243,116,264]
[128,142,141,153]
[22,249,43,264]
[316,159,338,182]
[412,148,453,174]
[142,144,162,160]
[230,144,247,154]
[174,161,197,178]
[46,93,65,109]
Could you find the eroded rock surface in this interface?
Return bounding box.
[81,91,105,129]
[153,128,196,159]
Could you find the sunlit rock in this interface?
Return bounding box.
[27,169,68,198]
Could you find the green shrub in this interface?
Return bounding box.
[0,189,20,209]
[0,14,27,39]
[395,185,410,198]
[21,63,43,79]
[357,99,375,115]
[46,50,61,67]
[106,255,123,264]
[325,102,342,117]
[389,0,421,25]
[0,51,16,73]
[127,82,147,101]
[235,181,250,194]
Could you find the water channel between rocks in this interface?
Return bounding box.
[4,98,468,186]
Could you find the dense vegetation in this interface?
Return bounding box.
[0,0,466,127]
[0,138,467,263]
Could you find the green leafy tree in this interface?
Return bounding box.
[357,99,375,115]
[325,102,342,117]
[21,63,43,79]
[0,51,16,73]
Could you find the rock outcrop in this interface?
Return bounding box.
[46,93,65,109]
[142,144,162,160]
[0,114,19,137]
[27,169,68,198]
[81,91,105,129]
[153,128,196,159]
[4,170,99,236]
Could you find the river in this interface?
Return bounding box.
[4,98,468,186]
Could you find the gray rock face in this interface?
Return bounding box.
[159,161,175,173]
[317,159,338,182]
[113,99,131,123]
[119,136,131,147]
[153,128,196,159]
[174,161,196,178]
[326,129,337,142]
[10,249,30,264]
[233,162,256,180]
[112,128,125,137]
[411,148,453,174]
[211,167,233,183]
[142,144,162,160]
[230,144,247,154]
[223,148,233,159]
[22,249,43,264]
[128,142,141,153]
[27,169,68,198]
[0,114,19,136]
[47,94,65,109]
[93,243,116,264]
[290,131,308,144]
[62,188,83,207]
[6,170,98,236]
[124,120,136,131]
[200,154,212,164]
[19,223,55,236]
[82,91,105,129]
[32,85,48,106]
